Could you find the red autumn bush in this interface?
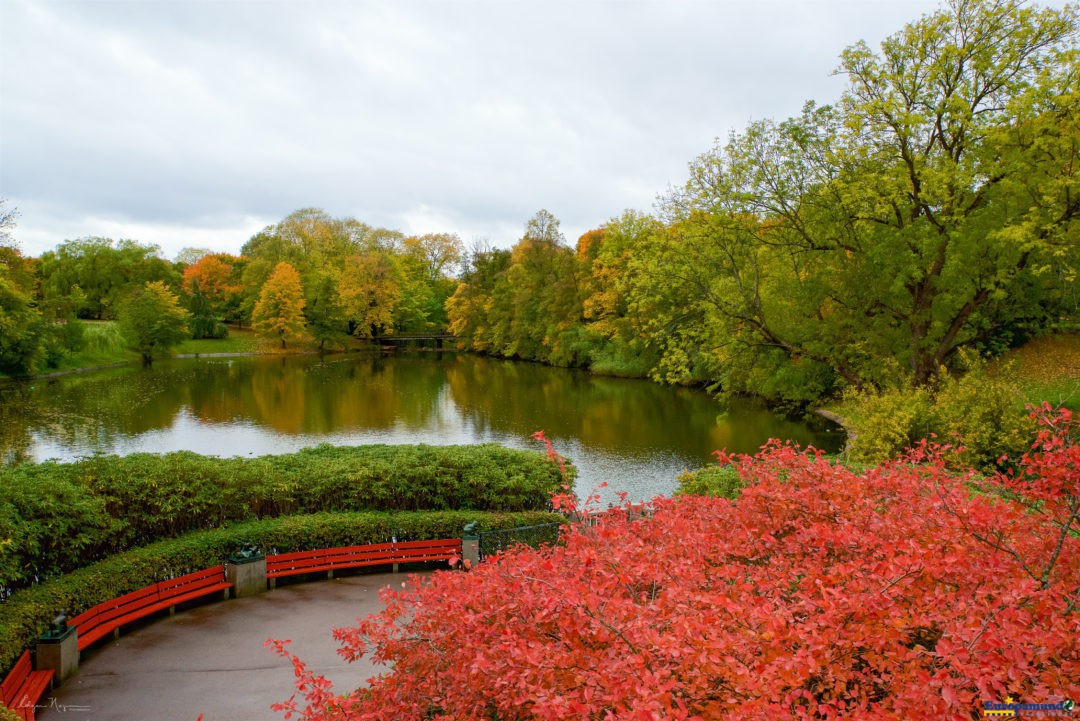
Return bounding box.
[272,408,1079,720]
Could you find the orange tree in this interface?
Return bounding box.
[272,408,1079,720]
[182,253,244,322]
[253,261,307,348]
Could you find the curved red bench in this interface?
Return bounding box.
[267,538,461,583]
[70,566,232,652]
[1,651,53,721]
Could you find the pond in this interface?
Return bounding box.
[0,353,842,502]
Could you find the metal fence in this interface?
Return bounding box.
[477,523,564,561]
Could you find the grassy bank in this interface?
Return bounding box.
[995,332,1080,410]
[173,325,261,354]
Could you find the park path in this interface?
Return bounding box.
[37,571,428,721]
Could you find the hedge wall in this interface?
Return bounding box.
[0,509,565,675]
[0,444,572,592]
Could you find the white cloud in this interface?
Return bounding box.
[3,0,984,258]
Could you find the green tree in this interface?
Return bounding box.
[0,248,47,375]
[252,262,307,348]
[655,0,1079,401]
[446,247,512,353]
[185,281,228,339]
[40,237,179,320]
[0,203,52,375]
[394,233,464,333]
[304,272,349,350]
[576,211,662,376]
[119,281,190,365]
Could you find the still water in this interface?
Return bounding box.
[0,353,842,502]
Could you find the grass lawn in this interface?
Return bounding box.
[173,325,261,355]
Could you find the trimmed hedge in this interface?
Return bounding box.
[0,509,565,675]
[0,444,572,592]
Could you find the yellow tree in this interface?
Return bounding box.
[338,253,401,338]
[252,262,307,348]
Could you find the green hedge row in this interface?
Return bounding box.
[0,509,565,675]
[0,444,572,591]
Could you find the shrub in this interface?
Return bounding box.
[674,463,744,499]
[0,509,564,675]
[0,444,572,593]
[842,358,1034,470]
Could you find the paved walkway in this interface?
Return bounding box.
[37,572,429,721]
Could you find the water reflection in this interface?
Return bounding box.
[0,354,841,501]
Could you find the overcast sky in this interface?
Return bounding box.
[1,0,961,259]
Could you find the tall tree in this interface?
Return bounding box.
[447,211,583,366]
[0,203,51,375]
[40,237,179,319]
[0,246,46,375]
[182,253,244,326]
[118,281,190,365]
[338,253,401,339]
[252,262,307,348]
[657,0,1079,398]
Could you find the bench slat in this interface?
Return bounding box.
[267,538,461,578]
[1,651,32,705]
[73,567,233,652]
[2,651,53,721]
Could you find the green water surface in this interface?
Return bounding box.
[0,354,842,501]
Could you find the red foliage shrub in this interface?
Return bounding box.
[272,409,1079,720]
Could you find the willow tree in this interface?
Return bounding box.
[658,0,1078,397]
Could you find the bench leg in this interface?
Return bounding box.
[269,578,277,590]
[327,569,334,580]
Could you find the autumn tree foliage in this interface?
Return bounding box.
[273,408,1079,720]
[182,253,244,324]
[253,262,307,348]
[338,252,401,339]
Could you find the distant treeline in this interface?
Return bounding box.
[0,207,467,373]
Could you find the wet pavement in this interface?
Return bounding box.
[37,571,430,721]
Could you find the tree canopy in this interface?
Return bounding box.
[445,0,1080,408]
[118,281,190,364]
[252,261,308,348]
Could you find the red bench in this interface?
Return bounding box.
[70,566,233,652]
[1,651,54,721]
[267,538,462,585]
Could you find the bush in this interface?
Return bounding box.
[0,444,572,593]
[0,509,564,675]
[842,357,1034,470]
[674,464,744,499]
